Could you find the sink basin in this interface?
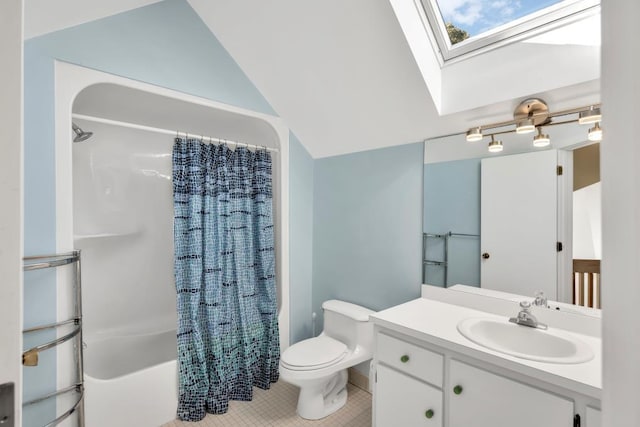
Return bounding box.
[457,318,594,364]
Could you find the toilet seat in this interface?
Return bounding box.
[281,336,348,371]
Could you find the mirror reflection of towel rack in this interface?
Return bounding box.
[422,232,479,287]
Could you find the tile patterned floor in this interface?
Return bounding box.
[162,381,371,427]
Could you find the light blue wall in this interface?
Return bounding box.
[312,142,424,334]
[423,159,481,287]
[288,134,315,343]
[29,0,275,115]
[22,44,58,424]
[23,1,289,424]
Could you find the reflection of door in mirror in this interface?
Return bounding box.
[481,150,558,299]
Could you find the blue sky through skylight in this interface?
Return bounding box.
[436,0,566,37]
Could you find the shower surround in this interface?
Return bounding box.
[57,64,290,427]
[73,122,178,427]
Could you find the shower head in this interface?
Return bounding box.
[72,122,93,143]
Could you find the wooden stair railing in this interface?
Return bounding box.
[573,259,601,309]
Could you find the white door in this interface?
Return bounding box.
[375,364,443,427]
[449,360,573,427]
[481,150,558,299]
[0,0,23,424]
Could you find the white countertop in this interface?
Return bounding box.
[371,297,602,399]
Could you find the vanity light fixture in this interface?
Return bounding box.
[466,127,483,142]
[532,127,551,147]
[436,100,602,150]
[488,135,503,153]
[588,122,603,142]
[515,118,536,134]
[578,106,602,125]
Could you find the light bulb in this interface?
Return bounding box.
[488,139,503,153]
[579,106,602,125]
[533,128,550,147]
[516,118,535,134]
[466,127,483,142]
[588,122,603,142]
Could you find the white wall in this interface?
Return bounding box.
[0,0,23,424]
[572,183,601,259]
[601,1,640,425]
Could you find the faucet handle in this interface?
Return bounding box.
[519,300,531,310]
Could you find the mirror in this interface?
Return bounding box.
[422,120,601,311]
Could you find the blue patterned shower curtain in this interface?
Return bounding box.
[173,139,280,421]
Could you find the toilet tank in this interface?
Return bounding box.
[322,300,375,351]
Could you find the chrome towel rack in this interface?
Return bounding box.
[22,251,85,427]
[422,232,479,287]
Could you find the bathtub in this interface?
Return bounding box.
[84,329,178,427]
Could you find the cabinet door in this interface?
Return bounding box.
[375,364,442,427]
[449,360,573,427]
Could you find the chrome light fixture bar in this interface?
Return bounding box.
[460,100,602,152]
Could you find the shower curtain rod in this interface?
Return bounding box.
[71,113,279,152]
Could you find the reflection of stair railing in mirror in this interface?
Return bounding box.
[573,259,601,308]
[423,232,479,287]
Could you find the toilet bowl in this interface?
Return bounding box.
[279,300,375,420]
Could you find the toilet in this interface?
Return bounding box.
[279,300,375,420]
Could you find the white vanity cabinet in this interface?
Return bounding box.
[448,360,573,427]
[374,329,598,427]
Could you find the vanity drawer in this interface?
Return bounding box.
[376,332,443,387]
[376,363,443,427]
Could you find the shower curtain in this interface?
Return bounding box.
[172,139,280,421]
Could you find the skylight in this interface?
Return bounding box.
[420,0,600,61]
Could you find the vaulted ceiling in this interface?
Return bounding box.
[24,0,601,158]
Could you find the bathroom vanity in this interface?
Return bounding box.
[371,286,602,427]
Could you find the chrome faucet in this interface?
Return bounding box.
[509,301,548,330]
[532,291,548,308]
